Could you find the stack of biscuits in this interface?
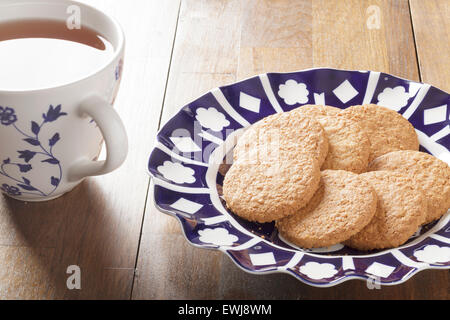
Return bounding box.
[222,104,450,251]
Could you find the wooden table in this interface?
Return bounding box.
[0,0,448,300]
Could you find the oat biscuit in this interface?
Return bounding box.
[276,170,377,248]
[345,171,428,250]
[340,104,419,162]
[293,104,341,117]
[369,150,450,223]
[294,105,371,173]
[222,155,321,223]
[233,111,328,166]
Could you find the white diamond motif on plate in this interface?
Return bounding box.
[170,136,202,153]
[239,92,261,113]
[333,79,359,103]
[365,262,396,278]
[249,252,276,266]
[170,198,203,214]
[424,104,447,125]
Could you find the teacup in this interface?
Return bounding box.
[0,0,128,201]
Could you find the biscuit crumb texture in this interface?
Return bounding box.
[223,156,321,223]
[276,170,377,248]
[233,110,328,166]
[293,104,341,117]
[346,170,428,250]
[294,105,371,173]
[369,150,450,223]
[340,104,419,162]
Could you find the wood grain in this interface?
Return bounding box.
[313,0,419,79]
[133,0,242,299]
[0,246,55,299]
[135,0,448,300]
[410,0,450,91]
[0,0,180,299]
[238,0,313,79]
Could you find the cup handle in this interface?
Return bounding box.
[68,95,128,182]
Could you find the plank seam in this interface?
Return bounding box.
[130,0,183,300]
[408,0,423,82]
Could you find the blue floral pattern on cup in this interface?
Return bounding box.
[0,107,18,126]
[0,184,22,197]
[0,104,67,198]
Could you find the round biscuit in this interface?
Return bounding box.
[293,105,371,173]
[222,155,321,223]
[292,104,341,117]
[368,150,450,223]
[276,170,377,248]
[233,111,328,166]
[345,170,428,250]
[340,104,419,162]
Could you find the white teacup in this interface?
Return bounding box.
[0,0,127,201]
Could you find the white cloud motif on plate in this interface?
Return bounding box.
[195,107,230,131]
[377,86,410,111]
[198,227,238,246]
[157,161,196,184]
[413,245,450,264]
[299,262,339,280]
[278,79,309,105]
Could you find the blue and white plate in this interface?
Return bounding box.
[148,68,450,287]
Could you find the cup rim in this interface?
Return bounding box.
[0,0,125,94]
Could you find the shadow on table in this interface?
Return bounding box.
[1,179,134,299]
